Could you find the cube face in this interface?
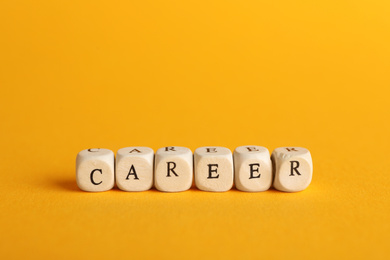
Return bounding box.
[234,146,272,192]
[154,146,193,192]
[272,147,313,192]
[116,147,154,192]
[76,148,115,192]
[194,147,233,192]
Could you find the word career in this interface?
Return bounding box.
[76,146,313,193]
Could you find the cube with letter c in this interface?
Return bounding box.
[76,148,115,192]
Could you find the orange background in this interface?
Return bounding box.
[1,0,389,259]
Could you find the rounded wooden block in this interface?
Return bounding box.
[116,147,154,192]
[194,146,233,192]
[76,148,115,192]
[154,146,193,192]
[234,146,272,192]
[272,147,313,192]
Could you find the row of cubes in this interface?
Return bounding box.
[76,146,313,193]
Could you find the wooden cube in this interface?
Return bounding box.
[76,148,115,192]
[272,147,313,192]
[154,146,193,192]
[234,146,272,192]
[116,147,154,192]
[194,146,233,192]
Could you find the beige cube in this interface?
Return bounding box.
[154,146,193,192]
[116,147,154,192]
[234,146,272,192]
[76,148,115,192]
[272,147,313,192]
[194,146,233,192]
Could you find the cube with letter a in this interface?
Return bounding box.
[116,147,154,192]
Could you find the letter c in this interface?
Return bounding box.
[90,169,103,185]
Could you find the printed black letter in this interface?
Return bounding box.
[206,148,217,153]
[90,169,103,185]
[126,165,139,180]
[249,163,260,179]
[289,161,301,176]
[207,164,219,179]
[167,162,178,177]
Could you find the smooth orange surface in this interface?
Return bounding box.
[1,1,389,259]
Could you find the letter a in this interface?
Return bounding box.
[126,165,139,180]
